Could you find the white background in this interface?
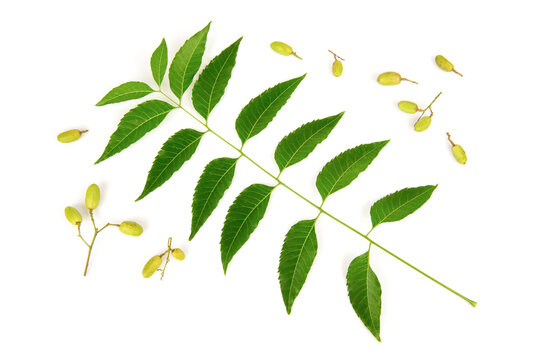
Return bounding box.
[1,0,538,358]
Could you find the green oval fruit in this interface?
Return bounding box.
[377,71,401,85]
[65,206,82,225]
[142,255,162,278]
[85,184,100,210]
[414,116,432,132]
[398,101,419,114]
[271,41,293,56]
[119,221,143,236]
[435,55,454,72]
[57,129,84,143]
[332,60,343,77]
[171,248,185,261]
[452,145,467,164]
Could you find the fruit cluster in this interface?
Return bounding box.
[64,184,143,275]
[142,237,185,279]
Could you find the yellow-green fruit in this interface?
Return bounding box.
[85,184,100,210]
[65,206,82,225]
[414,116,432,132]
[271,41,293,56]
[171,248,185,261]
[119,221,143,236]
[332,60,343,77]
[398,101,419,114]
[452,145,467,164]
[57,129,83,143]
[377,71,403,85]
[142,255,162,278]
[435,55,454,72]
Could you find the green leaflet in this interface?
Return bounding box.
[96,100,175,164]
[96,81,154,106]
[151,38,168,87]
[137,129,205,201]
[370,185,437,229]
[278,219,318,314]
[190,157,238,240]
[346,251,382,342]
[192,37,242,120]
[274,112,343,172]
[221,184,274,273]
[169,22,211,102]
[235,75,306,145]
[316,140,389,200]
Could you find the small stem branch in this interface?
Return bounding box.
[159,90,181,107]
[328,50,345,61]
[417,92,442,121]
[158,91,476,306]
[446,132,456,146]
[159,237,174,280]
[83,210,100,276]
[291,52,302,60]
[453,69,463,77]
[402,78,418,84]
[83,230,98,277]
[77,223,90,247]
[97,223,119,233]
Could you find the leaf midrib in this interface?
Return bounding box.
[323,144,383,198]
[102,105,172,159]
[242,79,300,142]
[192,158,238,232]
[144,132,204,194]
[363,251,377,332]
[102,88,153,104]
[204,45,237,118]
[178,33,206,97]
[280,119,335,170]
[286,220,316,308]
[155,43,166,85]
[374,187,432,227]
[224,187,273,263]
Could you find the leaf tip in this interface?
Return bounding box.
[222,260,229,275]
[94,156,104,165]
[135,192,146,202]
